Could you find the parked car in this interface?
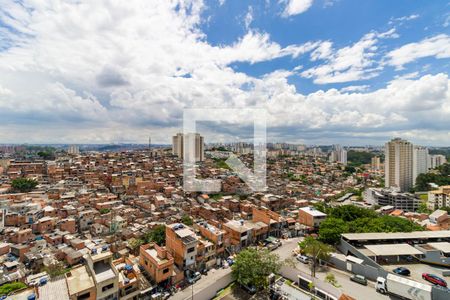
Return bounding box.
[296,255,309,264]
[241,283,257,294]
[350,275,368,286]
[187,272,201,284]
[226,258,234,266]
[393,267,410,276]
[422,273,447,287]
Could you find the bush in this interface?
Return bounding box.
[0,282,27,296]
[11,178,38,193]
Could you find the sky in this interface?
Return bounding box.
[0,0,449,146]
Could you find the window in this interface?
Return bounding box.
[187,247,195,253]
[163,268,169,274]
[102,283,114,292]
[77,292,90,300]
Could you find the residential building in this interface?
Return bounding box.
[413,146,429,185]
[428,185,450,210]
[172,133,204,162]
[371,156,381,171]
[139,243,174,284]
[429,154,447,169]
[165,223,198,274]
[365,188,420,212]
[85,250,119,300]
[298,207,327,229]
[385,138,413,192]
[329,145,347,165]
[65,265,96,300]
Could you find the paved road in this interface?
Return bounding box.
[275,238,389,300]
[170,237,389,300]
[170,266,232,300]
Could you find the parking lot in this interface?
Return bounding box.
[383,263,449,286]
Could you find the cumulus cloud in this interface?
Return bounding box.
[0,0,449,145]
[386,34,450,69]
[281,0,314,17]
[301,31,387,84]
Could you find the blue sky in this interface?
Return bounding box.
[0,0,449,145]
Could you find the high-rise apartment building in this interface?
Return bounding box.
[371,156,381,171]
[67,145,80,155]
[413,146,429,185]
[172,133,204,162]
[385,138,413,192]
[329,145,347,165]
[429,154,447,169]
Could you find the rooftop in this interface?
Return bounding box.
[299,206,327,217]
[427,242,450,253]
[66,266,95,295]
[38,276,69,300]
[93,260,116,282]
[342,230,450,241]
[364,244,423,256]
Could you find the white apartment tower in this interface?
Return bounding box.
[67,145,80,155]
[371,156,381,170]
[172,133,204,162]
[329,145,347,165]
[429,154,447,169]
[413,146,429,185]
[385,138,413,192]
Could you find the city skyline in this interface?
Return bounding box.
[0,0,450,145]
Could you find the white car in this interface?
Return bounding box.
[296,255,309,264]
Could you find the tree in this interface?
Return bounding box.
[42,261,70,278]
[416,202,431,214]
[37,150,54,160]
[144,225,166,246]
[99,208,110,214]
[318,218,349,245]
[232,248,281,290]
[11,178,38,193]
[128,238,144,255]
[181,215,193,226]
[299,237,333,277]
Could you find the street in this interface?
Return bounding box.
[275,238,389,300]
[169,237,389,300]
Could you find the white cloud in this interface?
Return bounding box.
[386,34,450,69]
[391,14,419,23]
[281,0,313,17]
[244,6,253,29]
[0,0,449,145]
[301,29,399,84]
[340,85,370,93]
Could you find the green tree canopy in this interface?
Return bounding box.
[181,215,193,226]
[144,225,166,246]
[316,204,424,245]
[299,237,333,277]
[318,218,349,245]
[232,248,281,290]
[11,178,38,193]
[128,238,144,255]
[41,262,70,278]
[0,282,27,296]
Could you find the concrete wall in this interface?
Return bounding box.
[432,286,450,300]
[329,255,387,282]
[188,272,233,300]
[337,239,381,269]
